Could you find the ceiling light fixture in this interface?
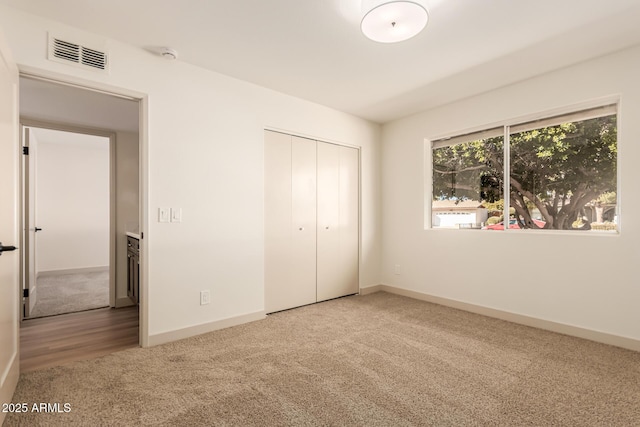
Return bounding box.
[361,0,428,43]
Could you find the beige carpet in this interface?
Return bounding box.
[6,292,640,426]
[28,271,109,318]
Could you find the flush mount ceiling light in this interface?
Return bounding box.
[361,0,428,43]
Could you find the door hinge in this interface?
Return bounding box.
[22,146,29,155]
[23,288,29,298]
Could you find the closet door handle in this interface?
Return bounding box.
[298,227,304,231]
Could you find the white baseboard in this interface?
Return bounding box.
[361,284,640,353]
[148,310,266,347]
[38,266,109,277]
[359,284,383,296]
[115,297,135,308]
[0,351,19,426]
[28,285,37,312]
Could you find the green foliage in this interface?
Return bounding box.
[485,216,502,225]
[597,191,617,204]
[432,137,503,202]
[432,115,617,230]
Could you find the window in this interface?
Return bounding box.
[429,104,618,232]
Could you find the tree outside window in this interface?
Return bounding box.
[431,106,617,231]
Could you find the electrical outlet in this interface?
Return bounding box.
[200,290,210,305]
[394,264,401,275]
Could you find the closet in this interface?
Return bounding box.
[264,130,359,313]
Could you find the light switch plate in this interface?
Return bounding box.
[200,290,210,305]
[171,208,182,223]
[158,207,170,223]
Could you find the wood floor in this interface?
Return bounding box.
[20,306,139,372]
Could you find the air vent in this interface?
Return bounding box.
[48,34,109,73]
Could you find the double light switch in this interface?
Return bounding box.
[159,207,182,223]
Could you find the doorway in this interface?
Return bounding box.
[19,74,143,358]
[22,126,112,319]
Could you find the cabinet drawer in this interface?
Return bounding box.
[127,236,139,252]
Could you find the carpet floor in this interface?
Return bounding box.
[28,271,109,318]
[5,292,640,426]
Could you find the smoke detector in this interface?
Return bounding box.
[161,47,178,60]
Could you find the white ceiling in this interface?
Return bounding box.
[6,0,640,123]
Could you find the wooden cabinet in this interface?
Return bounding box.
[127,235,139,304]
[264,130,359,313]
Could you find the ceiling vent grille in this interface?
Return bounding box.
[48,34,109,73]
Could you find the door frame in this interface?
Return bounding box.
[0,26,20,426]
[20,119,117,314]
[21,127,34,317]
[17,66,150,347]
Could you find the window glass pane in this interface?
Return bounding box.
[432,136,504,229]
[508,114,617,231]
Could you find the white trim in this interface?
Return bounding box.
[431,104,617,149]
[19,66,143,100]
[423,138,433,229]
[37,266,108,277]
[147,311,266,347]
[20,118,117,308]
[503,125,510,233]
[359,284,384,295]
[615,96,623,234]
[115,296,135,308]
[509,104,617,134]
[138,94,149,348]
[361,284,640,352]
[432,126,503,149]
[427,95,621,143]
[17,66,149,348]
[0,352,19,426]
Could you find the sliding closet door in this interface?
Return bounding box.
[316,142,359,302]
[264,131,317,313]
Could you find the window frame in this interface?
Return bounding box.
[425,101,620,234]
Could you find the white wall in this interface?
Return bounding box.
[381,45,640,342]
[0,7,382,342]
[115,130,139,304]
[33,128,110,272]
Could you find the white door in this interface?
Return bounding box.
[337,145,359,297]
[0,29,21,423]
[316,142,341,301]
[290,136,317,307]
[317,143,359,302]
[264,131,316,312]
